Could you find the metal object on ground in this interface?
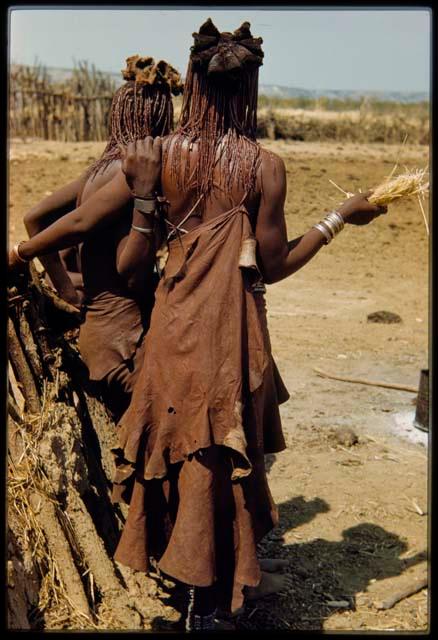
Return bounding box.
[414,369,429,432]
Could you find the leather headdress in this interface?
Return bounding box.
[190,18,264,79]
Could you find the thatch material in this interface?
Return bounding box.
[329,165,429,234]
[7,265,176,630]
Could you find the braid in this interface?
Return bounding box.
[87,56,182,181]
[163,19,263,201]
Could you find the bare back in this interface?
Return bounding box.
[161,135,265,233]
[79,161,133,296]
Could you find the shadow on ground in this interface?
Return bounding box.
[238,498,426,631]
[150,459,426,632]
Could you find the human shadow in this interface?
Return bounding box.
[238,499,427,631]
[149,495,331,631]
[149,495,426,632]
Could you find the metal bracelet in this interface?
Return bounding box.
[322,217,340,238]
[134,197,157,215]
[131,224,154,235]
[13,241,29,263]
[327,209,345,229]
[325,212,342,230]
[313,222,332,244]
[324,211,344,234]
[133,193,156,200]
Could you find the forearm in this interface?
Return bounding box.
[17,172,132,261]
[25,204,80,299]
[263,228,326,284]
[116,209,156,293]
[39,253,81,299]
[19,218,88,260]
[67,270,84,290]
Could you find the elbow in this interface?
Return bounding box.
[262,272,274,285]
[72,218,89,238]
[23,208,42,236]
[63,214,90,240]
[263,273,281,286]
[117,263,150,295]
[260,263,283,285]
[116,263,136,289]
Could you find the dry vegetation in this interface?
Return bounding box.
[10,63,429,145]
[9,63,116,142]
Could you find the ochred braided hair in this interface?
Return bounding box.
[164,19,264,201]
[87,56,183,180]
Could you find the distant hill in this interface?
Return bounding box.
[258,84,429,104]
[11,63,429,104]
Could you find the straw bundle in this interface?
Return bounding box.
[367,168,429,206]
[329,166,430,234]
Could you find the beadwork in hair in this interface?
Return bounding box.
[164,19,264,201]
[87,56,183,180]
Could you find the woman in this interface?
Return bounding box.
[17,55,183,420]
[107,19,388,630]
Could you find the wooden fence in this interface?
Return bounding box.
[9,62,429,145]
[9,62,116,142]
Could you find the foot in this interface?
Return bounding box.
[259,558,290,573]
[244,571,294,601]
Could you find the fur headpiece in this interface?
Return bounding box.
[122,55,183,95]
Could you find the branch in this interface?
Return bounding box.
[313,367,417,393]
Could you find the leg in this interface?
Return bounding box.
[185,584,236,632]
[102,338,146,422]
[185,584,217,632]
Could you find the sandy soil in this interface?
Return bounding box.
[8,139,429,631]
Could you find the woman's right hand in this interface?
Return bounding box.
[338,191,387,225]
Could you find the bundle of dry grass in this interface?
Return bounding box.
[330,166,430,234]
[366,168,429,206]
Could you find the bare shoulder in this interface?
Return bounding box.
[255,145,287,199]
[258,146,286,180]
[81,161,127,203]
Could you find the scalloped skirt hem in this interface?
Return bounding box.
[112,444,278,613]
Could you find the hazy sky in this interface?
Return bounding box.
[9,7,431,93]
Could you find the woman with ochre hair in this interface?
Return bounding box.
[108,19,388,630]
[14,56,182,420]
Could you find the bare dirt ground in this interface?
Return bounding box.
[8,138,429,631]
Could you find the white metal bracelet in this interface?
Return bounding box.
[134,197,157,215]
[321,216,338,237]
[324,211,344,233]
[327,210,345,229]
[313,222,332,244]
[131,224,154,235]
[13,241,29,263]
